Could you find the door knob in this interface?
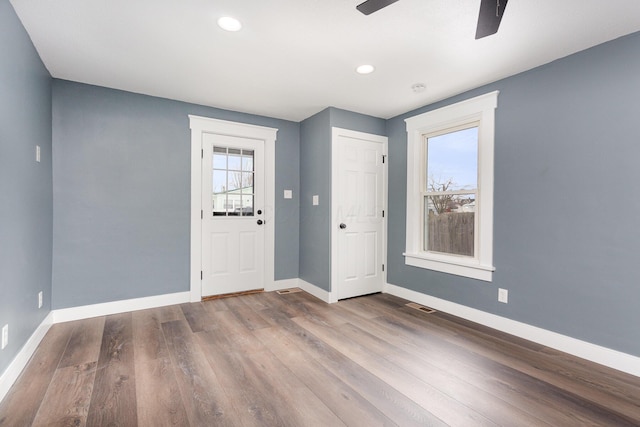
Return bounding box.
[257,219,263,225]
[339,223,347,229]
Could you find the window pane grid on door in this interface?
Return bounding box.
[212,146,255,217]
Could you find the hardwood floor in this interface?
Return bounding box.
[1,291,639,426]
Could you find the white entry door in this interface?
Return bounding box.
[332,128,387,300]
[201,133,265,296]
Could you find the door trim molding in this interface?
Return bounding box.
[331,127,388,301]
[189,115,278,302]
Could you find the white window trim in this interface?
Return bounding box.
[404,91,498,282]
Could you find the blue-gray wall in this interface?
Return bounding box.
[0,0,53,376]
[299,109,331,290]
[52,80,300,309]
[330,107,386,136]
[386,32,640,357]
[299,107,385,291]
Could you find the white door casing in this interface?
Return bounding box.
[190,116,277,302]
[331,128,388,301]
[201,134,265,296]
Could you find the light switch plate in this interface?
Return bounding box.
[312,195,319,205]
[284,190,292,199]
[36,145,41,163]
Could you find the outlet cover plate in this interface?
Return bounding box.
[498,288,508,304]
[38,291,43,308]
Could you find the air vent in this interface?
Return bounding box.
[406,302,436,314]
[276,288,302,295]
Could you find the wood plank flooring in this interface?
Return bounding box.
[1,291,639,426]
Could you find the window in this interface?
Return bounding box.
[404,91,498,281]
[424,125,478,257]
[212,146,255,216]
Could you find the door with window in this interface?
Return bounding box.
[201,133,265,296]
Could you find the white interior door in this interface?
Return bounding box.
[333,129,387,300]
[201,133,265,296]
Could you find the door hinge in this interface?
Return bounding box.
[382,210,385,218]
[382,155,386,164]
[201,271,203,280]
[382,264,385,272]
[201,148,204,159]
[201,210,203,219]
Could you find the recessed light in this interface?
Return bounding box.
[218,16,242,32]
[356,64,375,75]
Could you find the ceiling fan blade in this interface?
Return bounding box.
[356,0,400,15]
[475,0,509,39]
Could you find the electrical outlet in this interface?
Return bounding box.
[1,324,8,350]
[498,288,509,304]
[38,291,43,309]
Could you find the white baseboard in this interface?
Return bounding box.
[52,291,191,323]
[0,312,54,403]
[384,283,640,378]
[297,279,336,303]
[7,281,635,409]
[0,291,191,404]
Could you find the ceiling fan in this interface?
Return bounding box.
[356,0,509,39]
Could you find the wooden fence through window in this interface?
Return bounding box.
[427,212,474,256]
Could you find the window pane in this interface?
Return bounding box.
[227,194,242,215]
[427,127,478,192]
[242,151,254,171]
[241,195,254,216]
[228,148,242,170]
[213,147,227,169]
[213,170,227,193]
[227,171,242,192]
[212,192,226,216]
[241,172,254,191]
[425,195,475,257]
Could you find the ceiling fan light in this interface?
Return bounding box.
[217,16,242,32]
[356,64,375,74]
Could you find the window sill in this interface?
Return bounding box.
[403,252,494,282]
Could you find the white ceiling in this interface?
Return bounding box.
[10,0,640,122]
